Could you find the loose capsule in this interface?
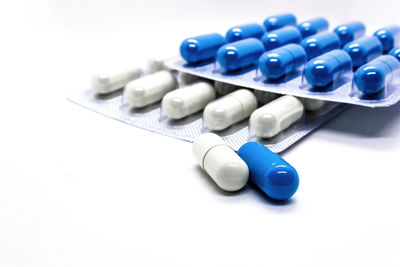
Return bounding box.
[343,36,383,67]
[263,13,297,32]
[389,47,400,62]
[237,142,299,200]
[214,81,239,95]
[92,67,142,94]
[203,89,257,131]
[250,95,304,138]
[193,133,249,192]
[161,81,215,119]
[354,55,400,95]
[124,70,177,108]
[258,43,307,79]
[333,21,366,47]
[226,23,265,42]
[180,33,227,64]
[297,17,329,38]
[373,25,400,53]
[304,49,352,87]
[301,32,340,60]
[217,38,265,71]
[260,26,302,51]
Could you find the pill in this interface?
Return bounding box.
[373,25,400,53]
[260,26,302,51]
[92,67,142,94]
[258,43,307,79]
[343,36,383,67]
[250,95,304,138]
[161,81,215,119]
[304,49,352,87]
[217,38,265,71]
[333,21,366,47]
[354,55,400,95]
[254,90,279,104]
[389,47,400,62]
[237,142,299,200]
[203,89,257,131]
[297,17,329,38]
[226,23,265,42]
[299,97,326,111]
[301,32,340,60]
[263,13,297,32]
[147,54,176,73]
[193,133,249,192]
[180,33,227,64]
[178,72,201,85]
[214,81,239,95]
[124,70,177,108]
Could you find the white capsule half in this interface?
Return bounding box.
[161,81,216,119]
[124,70,177,108]
[193,133,249,191]
[178,72,201,85]
[203,89,257,131]
[254,90,279,104]
[147,54,176,73]
[299,97,326,111]
[214,81,238,95]
[92,67,142,94]
[250,95,304,138]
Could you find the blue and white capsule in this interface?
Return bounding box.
[217,38,265,71]
[180,33,227,64]
[297,17,329,38]
[389,47,400,62]
[343,36,383,67]
[226,23,265,42]
[301,32,340,60]
[373,25,400,53]
[260,26,302,51]
[263,13,297,32]
[333,21,366,47]
[258,44,307,79]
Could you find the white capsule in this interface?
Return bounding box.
[124,70,177,108]
[147,54,176,73]
[178,72,201,85]
[253,89,279,104]
[92,67,142,94]
[162,81,216,119]
[193,133,249,191]
[250,95,304,138]
[299,97,326,111]
[214,81,239,95]
[203,89,257,131]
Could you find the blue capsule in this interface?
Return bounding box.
[343,36,383,67]
[263,13,297,32]
[297,17,329,38]
[333,21,366,47]
[389,47,400,62]
[301,32,340,60]
[260,26,302,51]
[226,23,265,42]
[180,33,227,64]
[354,55,400,95]
[217,38,265,71]
[258,44,307,79]
[304,49,352,87]
[373,25,400,53]
[237,142,299,201]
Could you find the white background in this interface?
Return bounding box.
[1,0,400,266]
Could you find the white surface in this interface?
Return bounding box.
[1,1,400,266]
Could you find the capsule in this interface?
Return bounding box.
[260,26,302,51]
[203,89,257,131]
[263,13,297,32]
[226,23,265,42]
[124,70,177,108]
[333,21,366,47]
[250,95,304,138]
[214,81,239,95]
[297,17,329,38]
[301,32,340,60]
[217,38,265,71]
[354,55,400,95]
[92,67,142,94]
[304,49,352,87]
[147,54,176,73]
[299,98,326,111]
[237,142,299,200]
[180,33,227,64]
[373,25,400,53]
[254,90,279,104]
[161,81,215,119]
[343,36,383,67]
[389,47,400,62]
[178,72,201,85]
[193,133,249,192]
[258,43,307,79]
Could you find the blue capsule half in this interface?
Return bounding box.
[180,33,227,64]
[333,21,366,47]
[373,25,400,53]
[237,142,299,201]
[343,36,383,67]
[226,23,265,42]
[389,47,400,62]
[354,55,400,95]
[263,13,297,32]
[260,26,302,51]
[304,49,352,87]
[258,44,307,79]
[217,38,265,71]
[301,32,340,60]
[297,17,329,38]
